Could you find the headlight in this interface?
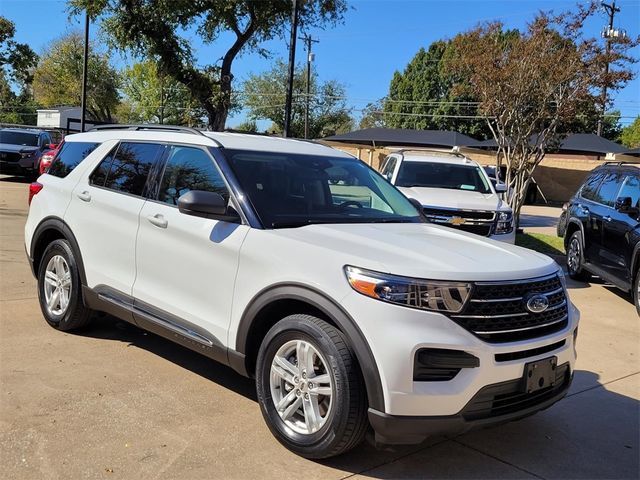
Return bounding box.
[495,210,513,234]
[344,266,471,313]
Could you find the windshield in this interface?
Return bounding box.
[397,161,492,194]
[223,149,422,228]
[0,131,39,147]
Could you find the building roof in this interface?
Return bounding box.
[323,128,482,148]
[559,133,626,154]
[622,147,640,157]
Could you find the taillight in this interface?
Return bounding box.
[39,154,53,175]
[28,182,43,206]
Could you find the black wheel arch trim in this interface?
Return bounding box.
[631,242,640,278]
[565,218,586,250]
[30,216,87,286]
[235,283,385,412]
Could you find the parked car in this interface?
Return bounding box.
[380,150,515,243]
[25,125,579,458]
[39,141,61,175]
[564,162,640,314]
[483,165,539,205]
[0,128,54,177]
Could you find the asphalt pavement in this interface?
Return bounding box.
[1,176,638,479]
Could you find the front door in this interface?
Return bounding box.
[133,145,249,346]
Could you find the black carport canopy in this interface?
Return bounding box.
[323,128,482,148]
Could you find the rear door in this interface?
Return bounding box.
[132,145,249,346]
[65,141,164,295]
[601,173,640,285]
[577,171,607,263]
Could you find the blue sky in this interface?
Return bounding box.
[2,0,639,128]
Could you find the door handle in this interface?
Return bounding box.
[604,215,612,222]
[147,213,168,229]
[577,203,589,214]
[76,191,91,202]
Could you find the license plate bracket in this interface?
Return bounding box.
[523,356,557,394]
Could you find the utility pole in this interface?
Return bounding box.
[299,34,319,139]
[283,0,300,138]
[80,12,90,132]
[597,1,626,137]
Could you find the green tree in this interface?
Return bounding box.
[243,59,353,138]
[358,99,386,129]
[620,117,640,148]
[32,32,120,122]
[70,0,347,131]
[0,16,38,124]
[118,60,205,126]
[383,41,492,139]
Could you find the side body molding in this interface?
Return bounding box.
[235,283,385,412]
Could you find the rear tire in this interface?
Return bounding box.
[566,230,590,281]
[255,314,368,459]
[37,239,92,331]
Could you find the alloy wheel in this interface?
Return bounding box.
[43,255,72,316]
[567,237,581,273]
[269,339,334,435]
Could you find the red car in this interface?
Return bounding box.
[38,141,61,175]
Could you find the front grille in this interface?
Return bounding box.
[422,207,495,237]
[495,340,566,362]
[452,274,568,343]
[0,151,21,163]
[461,363,570,421]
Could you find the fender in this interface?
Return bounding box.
[236,283,385,412]
[565,218,586,250]
[631,241,640,278]
[30,216,87,286]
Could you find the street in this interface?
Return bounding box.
[1,175,638,479]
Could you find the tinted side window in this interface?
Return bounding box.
[104,142,163,196]
[48,141,99,178]
[618,175,640,207]
[89,146,117,187]
[158,146,228,206]
[594,173,624,206]
[580,172,606,201]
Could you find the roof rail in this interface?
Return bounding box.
[88,124,206,137]
[392,148,468,159]
[602,161,640,167]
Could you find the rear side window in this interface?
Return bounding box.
[580,172,606,201]
[102,142,163,197]
[157,146,228,206]
[48,141,99,178]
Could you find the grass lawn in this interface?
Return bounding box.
[516,232,565,256]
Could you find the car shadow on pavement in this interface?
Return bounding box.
[324,370,639,479]
[79,314,257,401]
[519,213,559,228]
[0,175,31,184]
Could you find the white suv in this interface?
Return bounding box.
[25,125,578,458]
[380,150,516,243]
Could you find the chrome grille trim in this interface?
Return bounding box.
[474,315,568,335]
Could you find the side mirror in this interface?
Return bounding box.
[177,190,239,222]
[615,196,639,215]
[495,182,508,193]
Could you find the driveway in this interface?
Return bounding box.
[1,176,638,479]
[520,205,562,236]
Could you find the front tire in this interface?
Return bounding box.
[256,315,368,459]
[566,230,591,281]
[37,239,92,331]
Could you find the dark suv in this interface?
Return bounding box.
[563,162,640,313]
[0,128,54,177]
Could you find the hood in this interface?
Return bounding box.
[398,186,508,211]
[0,143,38,154]
[275,222,557,281]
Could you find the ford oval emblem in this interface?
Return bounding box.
[526,294,549,313]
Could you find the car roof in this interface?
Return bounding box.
[64,129,351,158]
[0,128,42,135]
[400,153,480,167]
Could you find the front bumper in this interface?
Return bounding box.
[489,228,516,243]
[369,363,572,444]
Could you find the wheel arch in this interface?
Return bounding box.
[235,283,385,412]
[564,219,585,251]
[30,216,87,286]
